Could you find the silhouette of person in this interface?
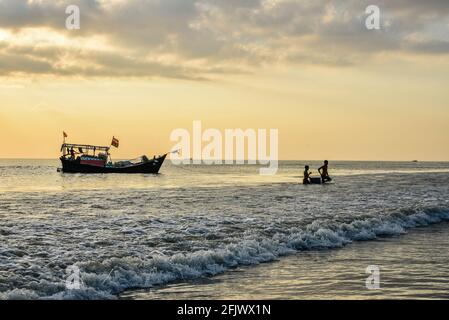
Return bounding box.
[318,160,332,184]
[303,165,312,184]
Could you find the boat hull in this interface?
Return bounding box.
[60,154,166,174]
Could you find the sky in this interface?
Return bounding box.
[1,0,449,160]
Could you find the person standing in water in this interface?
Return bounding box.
[318,160,332,184]
[303,165,312,184]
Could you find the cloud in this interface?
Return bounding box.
[0,0,448,79]
[0,50,53,75]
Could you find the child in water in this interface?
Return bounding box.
[318,160,332,184]
[303,165,312,184]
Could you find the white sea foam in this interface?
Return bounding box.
[2,206,448,300]
[2,161,449,299]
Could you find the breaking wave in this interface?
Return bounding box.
[2,206,449,300]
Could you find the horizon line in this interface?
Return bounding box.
[0,158,447,163]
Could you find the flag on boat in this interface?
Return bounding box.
[63,131,68,138]
[111,136,119,148]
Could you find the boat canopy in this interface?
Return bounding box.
[61,143,110,153]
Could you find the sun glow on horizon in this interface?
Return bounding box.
[1,1,449,160]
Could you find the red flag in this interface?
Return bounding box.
[111,137,119,148]
[63,131,68,138]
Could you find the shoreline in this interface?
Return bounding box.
[122,222,449,300]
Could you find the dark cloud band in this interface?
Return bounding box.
[0,0,448,79]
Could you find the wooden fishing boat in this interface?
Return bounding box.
[59,143,166,174]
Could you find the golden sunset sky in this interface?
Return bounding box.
[1,0,449,160]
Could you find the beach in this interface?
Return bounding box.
[1,160,449,299]
[124,222,449,300]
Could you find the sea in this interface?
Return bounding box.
[1,159,449,299]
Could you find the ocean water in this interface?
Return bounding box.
[125,222,449,300]
[1,159,449,299]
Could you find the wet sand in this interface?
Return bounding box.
[123,222,449,300]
